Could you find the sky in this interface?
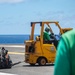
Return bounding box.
[0,0,75,35]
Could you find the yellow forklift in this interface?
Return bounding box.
[25,21,72,66]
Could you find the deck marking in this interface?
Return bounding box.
[8,52,24,55]
[0,72,17,75]
[0,45,25,48]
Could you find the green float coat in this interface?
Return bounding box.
[54,29,75,75]
[43,31,50,41]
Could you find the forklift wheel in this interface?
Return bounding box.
[38,58,46,66]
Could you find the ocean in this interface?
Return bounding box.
[0,35,30,44]
[0,34,60,44]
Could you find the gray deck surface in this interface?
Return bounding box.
[0,45,54,75]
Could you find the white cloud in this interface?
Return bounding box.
[0,0,25,3]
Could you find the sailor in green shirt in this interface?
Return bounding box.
[54,29,75,75]
[43,27,50,41]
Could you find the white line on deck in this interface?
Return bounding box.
[0,72,17,75]
[0,45,25,48]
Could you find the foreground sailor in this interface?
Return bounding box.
[54,29,75,75]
